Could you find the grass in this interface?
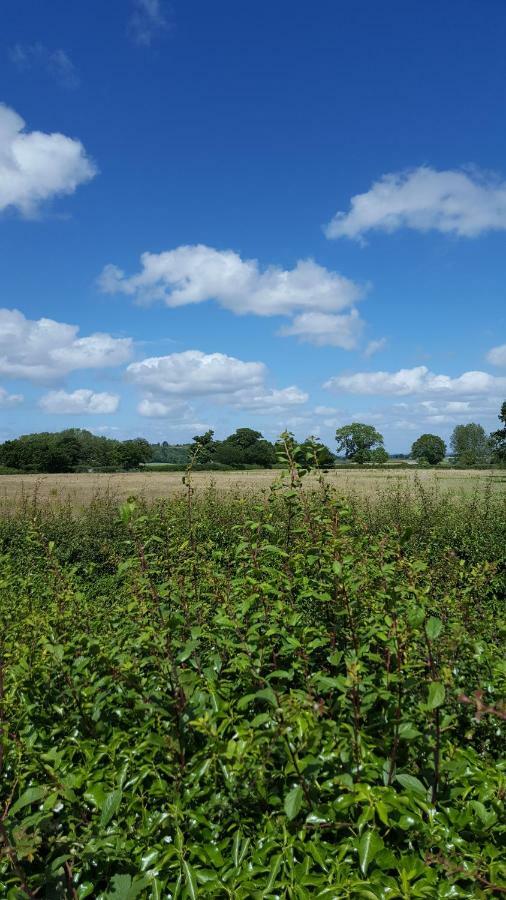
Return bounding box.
[0,466,504,513]
[0,460,504,897]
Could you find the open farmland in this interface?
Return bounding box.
[0,466,505,511]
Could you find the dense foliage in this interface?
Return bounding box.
[411,434,447,466]
[450,424,490,466]
[0,450,504,898]
[335,424,385,464]
[0,430,152,473]
[150,443,191,465]
[490,402,506,463]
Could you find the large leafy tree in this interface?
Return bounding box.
[118,438,152,469]
[450,423,489,465]
[191,430,216,463]
[370,446,389,464]
[215,428,276,467]
[411,433,446,465]
[490,400,506,463]
[335,423,385,464]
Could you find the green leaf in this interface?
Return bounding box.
[140,849,159,871]
[398,722,422,740]
[177,640,197,662]
[265,853,282,892]
[395,774,427,797]
[10,786,46,817]
[284,784,304,820]
[100,789,122,827]
[84,783,107,808]
[232,831,241,868]
[426,617,443,640]
[105,874,131,899]
[182,860,198,899]
[358,829,384,876]
[254,687,278,708]
[427,681,445,709]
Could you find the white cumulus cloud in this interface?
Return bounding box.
[127,350,265,396]
[230,385,308,413]
[39,389,119,414]
[325,365,506,396]
[99,244,366,347]
[99,245,364,315]
[279,309,363,348]
[325,166,506,241]
[0,308,132,382]
[128,350,308,417]
[137,397,193,418]
[487,343,506,366]
[0,103,96,216]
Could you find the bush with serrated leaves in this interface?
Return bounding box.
[0,439,504,898]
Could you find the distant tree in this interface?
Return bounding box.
[244,439,276,467]
[490,400,506,463]
[191,430,216,463]
[370,446,389,465]
[299,436,335,468]
[411,433,446,465]
[224,428,263,449]
[335,423,385,464]
[450,423,489,466]
[0,430,153,472]
[215,428,276,467]
[118,438,152,469]
[213,442,244,467]
[151,442,191,464]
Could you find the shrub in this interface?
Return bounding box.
[0,459,504,896]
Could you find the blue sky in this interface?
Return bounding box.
[1,0,505,451]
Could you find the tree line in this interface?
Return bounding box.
[410,404,506,465]
[0,401,504,473]
[0,429,152,473]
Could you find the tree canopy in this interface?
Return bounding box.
[0,430,152,473]
[450,423,489,465]
[335,423,385,464]
[411,433,446,465]
[490,401,506,463]
[188,428,278,467]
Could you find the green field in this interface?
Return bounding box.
[0,463,505,897]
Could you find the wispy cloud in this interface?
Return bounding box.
[363,337,387,358]
[0,386,23,408]
[129,0,170,46]
[486,343,506,366]
[9,43,80,89]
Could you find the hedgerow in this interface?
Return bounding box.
[0,443,504,898]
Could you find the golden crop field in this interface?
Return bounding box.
[0,467,505,511]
